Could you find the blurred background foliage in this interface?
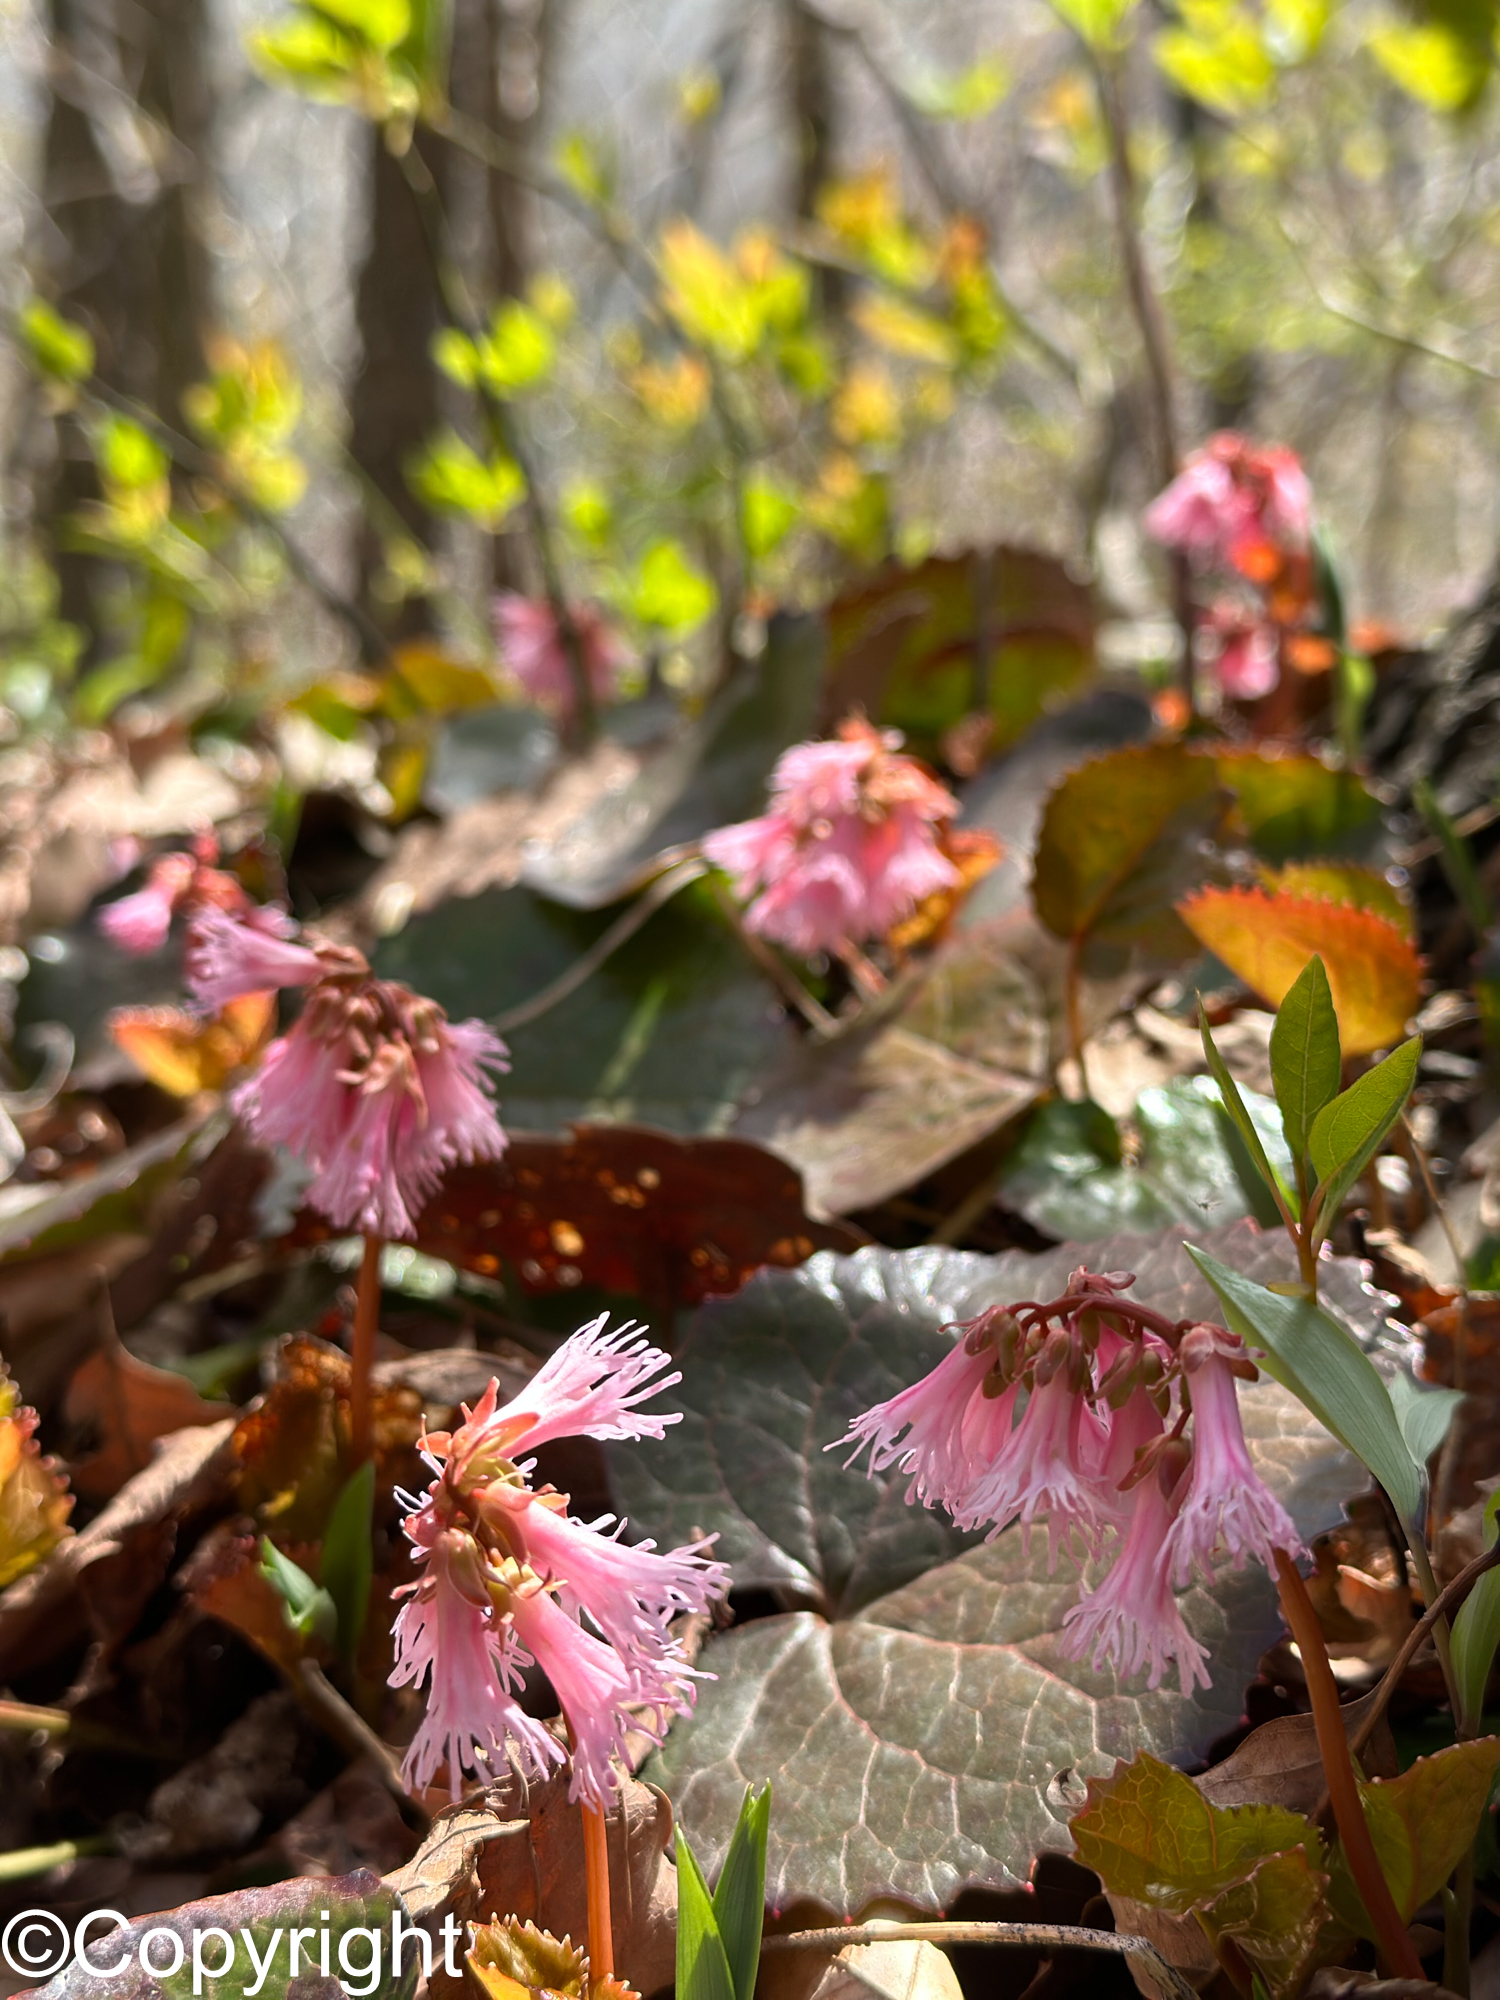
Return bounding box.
[2,0,1500,771]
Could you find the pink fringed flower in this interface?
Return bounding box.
[98,834,258,956]
[835,1267,1301,1698]
[192,910,508,1239]
[1060,1457,1211,1696]
[1166,1328,1302,1586]
[1204,607,1280,701]
[391,1316,726,1803]
[704,717,960,956]
[1147,434,1312,571]
[495,594,628,715]
[186,906,329,1009]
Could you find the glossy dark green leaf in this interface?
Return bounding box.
[711,1785,770,2000]
[675,1827,737,2000]
[321,1460,375,1664]
[1215,751,1384,865]
[1307,1038,1421,1245]
[633,1226,1371,1913]
[1000,1075,1293,1241]
[1268,956,1341,1160]
[1186,1246,1421,1522]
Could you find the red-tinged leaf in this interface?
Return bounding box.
[1177,888,1422,1055]
[0,1365,72,1589]
[1196,1847,1343,2000]
[287,1127,858,1307]
[823,547,1095,754]
[1262,861,1414,939]
[1033,741,1230,958]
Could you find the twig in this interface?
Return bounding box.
[1348,1542,1500,1763]
[709,878,840,1036]
[761,1922,1197,2000]
[396,141,597,740]
[490,860,709,1032]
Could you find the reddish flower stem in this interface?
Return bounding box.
[581,1797,615,1981]
[1273,1549,1423,1981]
[349,1232,382,1465]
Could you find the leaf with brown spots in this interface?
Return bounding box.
[290,1128,858,1309]
[64,1341,233,1501]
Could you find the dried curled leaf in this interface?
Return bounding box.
[109,991,275,1097]
[0,1364,72,1588]
[1177,887,1422,1055]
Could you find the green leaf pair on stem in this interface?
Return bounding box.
[1072,1741,1500,2000]
[1194,955,1457,1534]
[676,1785,770,2000]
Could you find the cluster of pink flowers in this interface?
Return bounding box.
[1146,433,1315,701]
[390,1314,727,1802]
[185,907,508,1239]
[97,833,258,956]
[494,594,628,717]
[836,1268,1301,1694]
[703,716,961,957]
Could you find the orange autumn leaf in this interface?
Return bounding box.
[1177,886,1422,1055]
[109,990,275,1097]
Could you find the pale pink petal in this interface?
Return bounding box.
[1167,1354,1301,1585]
[98,883,178,954]
[767,738,871,824]
[470,1316,681,1458]
[1060,1470,1211,1695]
[187,906,321,1009]
[956,1374,1109,1565]
[392,1534,564,1799]
[1211,618,1280,700]
[1144,455,1241,557]
[834,1333,1014,1514]
[701,814,798,899]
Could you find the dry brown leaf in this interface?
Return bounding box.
[1195,1689,1398,1815]
[65,1341,233,1501]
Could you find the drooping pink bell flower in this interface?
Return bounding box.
[1060,1455,1211,1696]
[703,717,960,956]
[1147,434,1312,570]
[185,906,329,1009]
[837,1310,1019,1514]
[1204,607,1280,701]
[956,1368,1109,1565]
[1166,1328,1302,1586]
[494,594,628,715]
[391,1316,726,1803]
[98,834,256,956]
[189,910,508,1240]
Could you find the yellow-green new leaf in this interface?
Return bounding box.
[1195,1848,1340,2000]
[1307,1038,1420,1246]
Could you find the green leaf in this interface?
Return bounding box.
[259,1536,338,1649]
[249,14,359,92]
[1452,1492,1500,1732]
[310,0,411,52]
[676,1827,737,2000]
[742,473,800,560]
[711,1785,770,2000]
[94,414,169,490]
[406,430,525,525]
[1050,0,1136,52]
[1386,1371,1463,1472]
[1000,1075,1294,1241]
[1195,1848,1340,2000]
[19,299,94,383]
[320,1460,375,1664]
[1186,1247,1422,1523]
[1070,1752,1320,1911]
[477,300,557,396]
[1369,21,1490,111]
[1033,742,1227,963]
[907,53,1010,119]
[1215,750,1383,865]
[1269,956,1342,1161]
[1328,1740,1500,1931]
[634,1227,1371,1912]
[1200,1004,1297,1220]
[1307,1039,1421,1244]
[630,539,718,634]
